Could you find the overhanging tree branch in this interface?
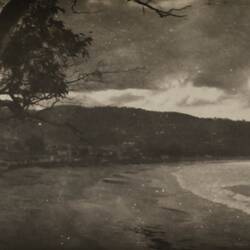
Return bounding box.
[71,0,191,17]
[128,0,191,17]
[65,66,147,85]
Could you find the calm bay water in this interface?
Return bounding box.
[0,161,250,250]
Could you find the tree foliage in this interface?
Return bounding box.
[0,0,91,115]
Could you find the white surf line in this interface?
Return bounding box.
[172,161,250,215]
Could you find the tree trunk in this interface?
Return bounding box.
[0,0,34,117]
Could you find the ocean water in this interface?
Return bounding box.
[174,161,250,215]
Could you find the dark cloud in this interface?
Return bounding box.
[60,0,250,105]
[61,0,190,89]
[184,0,250,91]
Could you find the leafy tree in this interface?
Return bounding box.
[0,0,91,116]
[0,0,190,117]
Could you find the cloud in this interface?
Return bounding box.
[63,0,250,91]
[108,92,145,106]
[65,89,150,107]
[176,0,250,92]
[59,0,250,120]
[61,78,250,120]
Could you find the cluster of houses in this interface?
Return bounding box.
[0,141,87,163]
[0,139,149,165]
[0,136,219,166]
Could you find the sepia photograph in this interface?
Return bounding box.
[0,0,250,249]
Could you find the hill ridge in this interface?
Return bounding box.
[0,105,250,164]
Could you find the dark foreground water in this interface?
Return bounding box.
[0,161,250,250]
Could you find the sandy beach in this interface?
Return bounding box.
[0,161,249,250]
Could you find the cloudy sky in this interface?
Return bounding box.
[60,0,250,120]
